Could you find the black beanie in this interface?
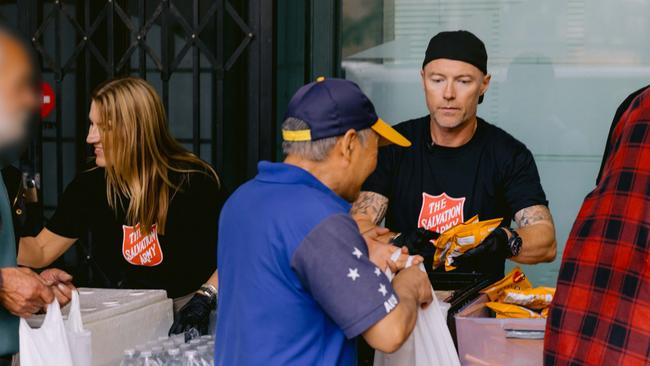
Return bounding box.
[422,30,488,103]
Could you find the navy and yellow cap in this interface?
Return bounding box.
[283,77,411,147]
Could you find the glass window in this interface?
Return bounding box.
[341,0,650,285]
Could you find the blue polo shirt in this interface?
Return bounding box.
[215,162,398,366]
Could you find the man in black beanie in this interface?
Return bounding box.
[352,30,557,280]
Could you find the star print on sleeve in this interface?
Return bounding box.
[378,283,388,297]
[290,213,399,339]
[347,268,360,281]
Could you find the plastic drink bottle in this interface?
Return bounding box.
[139,350,161,366]
[119,349,142,366]
[182,350,202,366]
[199,335,212,342]
[196,345,213,366]
[189,339,202,347]
[171,334,185,346]
[152,345,167,364]
[163,348,184,366]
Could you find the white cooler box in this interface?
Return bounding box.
[26,287,173,366]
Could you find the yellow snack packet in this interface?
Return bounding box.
[431,215,503,271]
[501,287,556,310]
[481,267,533,301]
[541,307,549,319]
[435,215,480,248]
[432,215,479,269]
[444,217,503,271]
[486,302,543,319]
[454,217,503,247]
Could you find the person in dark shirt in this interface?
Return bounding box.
[17,77,225,339]
[352,31,557,279]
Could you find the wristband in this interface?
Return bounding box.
[198,283,218,303]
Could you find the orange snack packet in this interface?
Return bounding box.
[481,267,533,301]
[501,287,556,310]
[486,302,543,319]
[444,217,503,271]
[432,216,504,271]
[541,307,549,319]
[432,215,478,270]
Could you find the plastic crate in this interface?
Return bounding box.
[454,294,545,366]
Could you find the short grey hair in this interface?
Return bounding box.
[282,117,373,161]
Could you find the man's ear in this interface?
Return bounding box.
[339,129,358,163]
[420,69,426,90]
[480,73,491,97]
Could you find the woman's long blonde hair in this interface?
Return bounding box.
[91,76,219,235]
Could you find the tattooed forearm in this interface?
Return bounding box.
[515,205,554,228]
[351,191,389,225]
[511,205,557,264]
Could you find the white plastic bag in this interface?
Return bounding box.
[374,252,460,366]
[65,291,92,366]
[19,291,92,366]
[19,299,75,366]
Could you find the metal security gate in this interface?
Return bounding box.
[0,0,273,282]
[0,0,273,216]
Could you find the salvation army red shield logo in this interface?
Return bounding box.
[122,224,163,266]
[417,192,466,233]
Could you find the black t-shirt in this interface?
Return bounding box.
[47,166,225,298]
[363,116,548,277]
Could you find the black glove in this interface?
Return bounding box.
[452,227,512,269]
[391,228,440,257]
[169,294,214,340]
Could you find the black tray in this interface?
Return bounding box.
[428,271,498,348]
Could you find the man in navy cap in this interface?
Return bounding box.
[352,30,557,279]
[215,77,433,366]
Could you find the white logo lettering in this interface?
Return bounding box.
[384,294,398,313]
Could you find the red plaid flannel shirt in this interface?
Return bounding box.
[544,87,650,365]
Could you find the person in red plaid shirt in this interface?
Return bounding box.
[544,85,650,366]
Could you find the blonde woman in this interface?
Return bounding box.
[17,77,224,338]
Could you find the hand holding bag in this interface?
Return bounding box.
[19,290,92,366]
[19,299,75,366]
[374,251,461,366]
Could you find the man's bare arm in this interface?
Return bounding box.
[351,191,389,234]
[511,205,557,264]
